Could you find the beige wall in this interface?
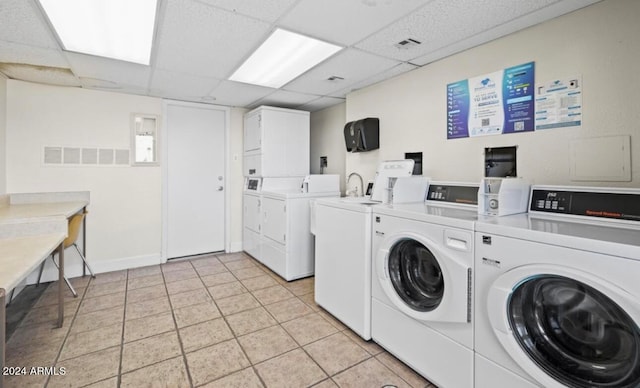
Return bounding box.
[5,80,245,276]
[310,103,347,193]
[229,106,248,252]
[312,0,640,188]
[0,75,6,194]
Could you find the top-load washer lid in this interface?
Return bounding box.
[370,160,415,202]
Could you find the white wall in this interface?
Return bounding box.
[310,103,347,193]
[6,80,163,273]
[0,75,6,194]
[324,0,640,187]
[229,106,248,252]
[6,80,246,274]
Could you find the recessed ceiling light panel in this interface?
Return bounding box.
[39,0,158,65]
[230,29,342,89]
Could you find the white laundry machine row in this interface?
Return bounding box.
[243,176,339,281]
[475,186,640,388]
[371,182,480,388]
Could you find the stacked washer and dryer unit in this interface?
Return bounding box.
[475,186,640,388]
[242,106,339,281]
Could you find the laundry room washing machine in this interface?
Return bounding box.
[475,186,640,388]
[371,182,480,388]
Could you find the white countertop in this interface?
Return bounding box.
[0,232,65,291]
[0,201,87,222]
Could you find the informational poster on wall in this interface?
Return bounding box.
[535,76,582,130]
[447,61,535,139]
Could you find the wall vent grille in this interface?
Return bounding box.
[43,146,130,167]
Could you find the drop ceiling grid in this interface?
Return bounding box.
[0,41,69,68]
[0,0,59,49]
[328,62,419,99]
[153,0,272,79]
[355,0,561,62]
[277,0,433,46]
[66,53,152,90]
[149,69,222,100]
[207,80,274,107]
[248,89,321,110]
[282,48,401,96]
[196,0,301,23]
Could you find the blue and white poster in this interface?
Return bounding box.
[535,76,582,130]
[447,62,535,139]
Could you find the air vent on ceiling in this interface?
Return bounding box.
[327,76,345,82]
[394,38,422,50]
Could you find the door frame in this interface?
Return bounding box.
[161,99,231,262]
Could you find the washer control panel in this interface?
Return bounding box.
[530,187,640,222]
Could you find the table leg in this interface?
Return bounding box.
[82,207,87,277]
[57,243,64,328]
[1,287,6,388]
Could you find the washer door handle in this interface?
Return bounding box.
[376,248,389,279]
[487,285,513,334]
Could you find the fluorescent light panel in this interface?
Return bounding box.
[230,29,342,88]
[39,0,157,65]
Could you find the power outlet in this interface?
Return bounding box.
[320,156,328,168]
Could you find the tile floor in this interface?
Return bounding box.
[5,252,436,388]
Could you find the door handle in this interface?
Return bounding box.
[217,186,224,191]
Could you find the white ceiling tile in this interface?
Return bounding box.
[0,41,69,67]
[411,0,602,66]
[283,48,401,95]
[298,96,345,112]
[0,0,59,48]
[248,89,319,110]
[279,0,431,46]
[149,69,221,100]
[208,80,274,107]
[197,0,300,23]
[356,0,560,62]
[329,62,419,98]
[66,52,152,89]
[154,0,271,78]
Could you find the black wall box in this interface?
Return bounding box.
[344,118,379,152]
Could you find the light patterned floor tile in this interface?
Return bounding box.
[208,281,247,300]
[251,285,295,305]
[59,323,122,361]
[264,297,313,323]
[179,318,234,353]
[121,331,182,373]
[254,349,326,388]
[332,358,412,388]
[304,332,371,375]
[226,307,277,336]
[237,325,298,364]
[186,339,250,386]
[215,293,260,316]
[124,311,176,343]
[281,313,338,345]
[169,287,213,309]
[201,367,264,388]
[173,301,221,328]
[48,346,120,388]
[120,356,190,388]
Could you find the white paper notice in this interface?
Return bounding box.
[535,76,582,130]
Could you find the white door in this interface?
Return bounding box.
[166,103,226,258]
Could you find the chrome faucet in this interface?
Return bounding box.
[346,172,364,197]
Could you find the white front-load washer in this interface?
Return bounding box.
[371,182,479,388]
[475,186,640,388]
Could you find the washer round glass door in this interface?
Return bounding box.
[508,275,640,388]
[387,238,444,312]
